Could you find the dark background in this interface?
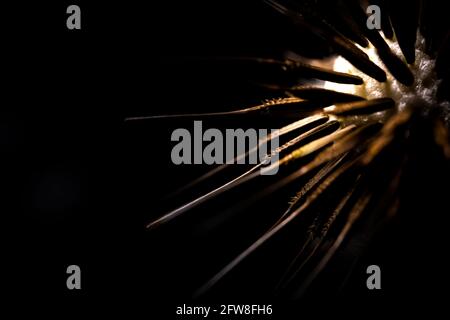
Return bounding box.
[4,0,317,311]
[3,0,449,317]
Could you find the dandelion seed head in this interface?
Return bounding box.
[325,33,449,118]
